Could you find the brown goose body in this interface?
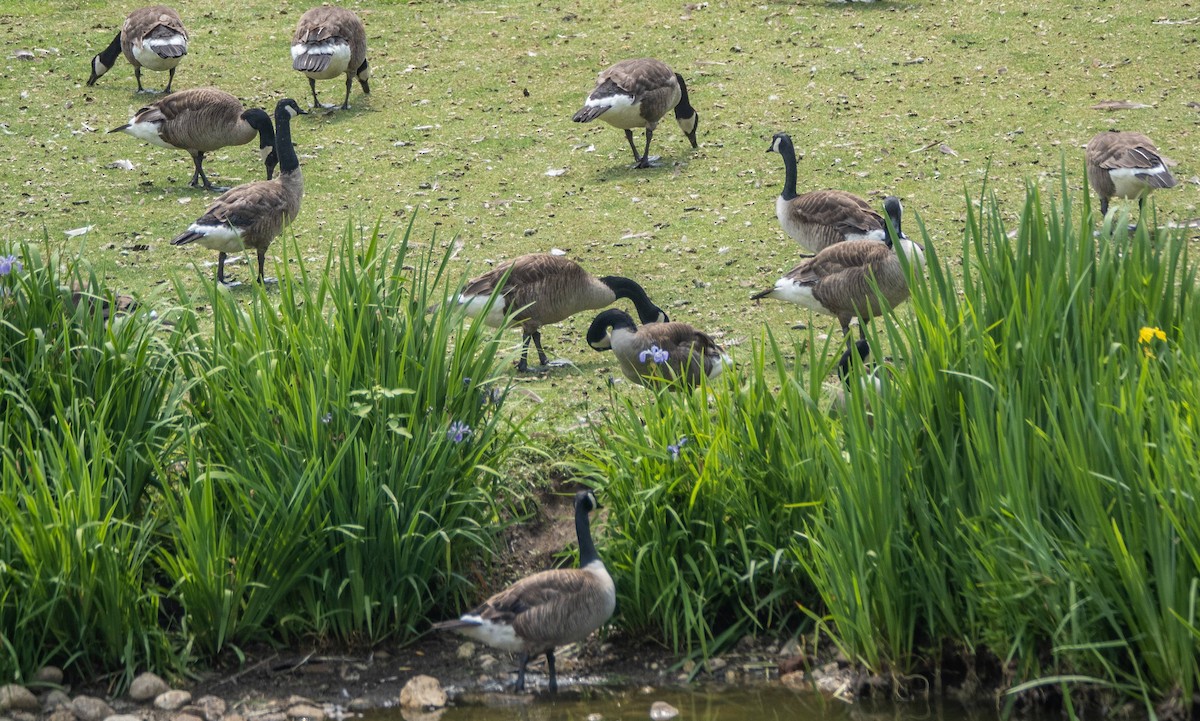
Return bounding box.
[587,310,731,389]
[291,6,370,109]
[108,88,277,190]
[1085,130,1177,218]
[170,99,306,284]
[769,133,889,253]
[433,491,614,693]
[753,198,924,350]
[87,6,188,93]
[456,254,668,371]
[572,58,699,168]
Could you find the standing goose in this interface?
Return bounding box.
[830,339,886,423]
[87,5,188,93]
[572,58,699,169]
[454,254,669,372]
[769,132,891,254]
[109,88,277,191]
[291,6,370,110]
[170,99,306,285]
[587,309,731,389]
[433,490,615,694]
[752,197,924,351]
[1085,130,1177,222]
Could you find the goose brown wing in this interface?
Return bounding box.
[460,255,579,300]
[786,240,892,285]
[469,568,595,627]
[193,181,288,229]
[597,59,674,100]
[1089,133,1164,170]
[790,190,884,236]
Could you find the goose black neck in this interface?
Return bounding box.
[674,73,695,120]
[883,197,903,243]
[244,110,276,149]
[601,276,664,324]
[575,499,600,567]
[837,340,871,384]
[777,135,798,201]
[98,33,121,66]
[274,108,299,175]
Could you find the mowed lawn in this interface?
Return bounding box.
[1,0,1196,433]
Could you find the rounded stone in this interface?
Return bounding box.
[105,714,143,721]
[129,674,169,703]
[285,705,324,721]
[0,685,39,712]
[191,695,226,720]
[44,690,73,713]
[649,701,679,721]
[399,676,446,710]
[346,699,372,713]
[153,691,192,712]
[71,695,115,721]
[33,667,65,686]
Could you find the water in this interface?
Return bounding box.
[367,685,1032,721]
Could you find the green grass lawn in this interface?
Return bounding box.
[1,0,1196,432]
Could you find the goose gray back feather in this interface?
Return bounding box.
[291,6,370,109]
[1085,130,1177,217]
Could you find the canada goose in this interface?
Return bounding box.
[87,5,188,93]
[572,58,699,169]
[291,6,370,110]
[433,490,615,694]
[454,254,670,372]
[108,88,277,191]
[170,99,306,285]
[586,309,731,389]
[769,133,891,254]
[1086,130,1177,222]
[752,197,924,351]
[830,339,887,423]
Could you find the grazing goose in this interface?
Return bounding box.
[830,339,887,423]
[572,58,699,169]
[109,87,277,191]
[1086,130,1177,222]
[87,5,188,93]
[454,254,669,372]
[587,309,731,389]
[752,197,924,351]
[433,490,615,694]
[291,6,370,110]
[170,99,306,285]
[769,132,891,254]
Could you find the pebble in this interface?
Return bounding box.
[285,705,324,721]
[105,714,142,721]
[47,708,77,721]
[707,658,727,673]
[34,667,65,685]
[346,699,372,713]
[71,695,115,721]
[649,701,679,720]
[477,655,498,671]
[587,714,604,721]
[0,685,39,712]
[43,690,72,713]
[455,643,476,660]
[399,676,446,710]
[190,695,226,720]
[154,691,192,711]
[129,674,169,702]
[172,713,202,721]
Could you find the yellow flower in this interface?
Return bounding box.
[1138,326,1166,345]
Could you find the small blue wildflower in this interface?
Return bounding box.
[447,420,472,443]
[321,412,333,424]
[667,436,688,460]
[0,255,20,277]
[639,344,670,364]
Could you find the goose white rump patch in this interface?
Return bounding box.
[454,616,524,652]
[766,279,827,313]
[188,224,245,253]
[589,95,644,129]
[292,42,352,79]
[122,120,173,149]
[458,293,508,328]
[1109,165,1170,199]
[133,39,184,70]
